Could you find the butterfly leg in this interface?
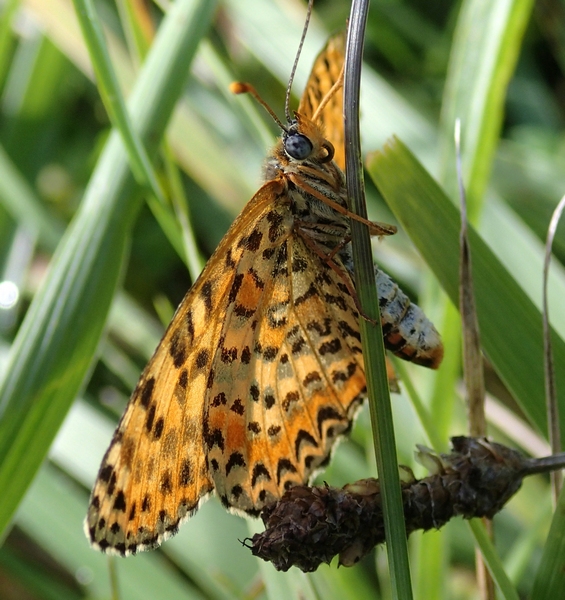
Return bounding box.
[288,173,397,237]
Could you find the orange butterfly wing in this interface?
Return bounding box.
[86,171,366,553]
[298,32,345,169]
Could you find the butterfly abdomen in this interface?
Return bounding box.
[375,267,443,368]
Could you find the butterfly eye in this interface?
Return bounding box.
[285,133,313,160]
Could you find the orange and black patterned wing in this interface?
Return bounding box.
[85,178,367,555]
[298,32,345,169]
[85,181,284,554]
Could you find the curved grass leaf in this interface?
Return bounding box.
[367,137,565,439]
[0,0,218,540]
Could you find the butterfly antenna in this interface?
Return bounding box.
[230,82,288,132]
[284,0,315,123]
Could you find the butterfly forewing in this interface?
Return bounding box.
[87,181,287,552]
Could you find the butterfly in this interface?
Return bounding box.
[85,32,443,557]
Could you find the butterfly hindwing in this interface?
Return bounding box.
[298,33,346,169]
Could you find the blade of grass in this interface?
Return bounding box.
[467,519,520,600]
[72,0,190,263]
[113,0,205,281]
[391,357,443,451]
[0,0,218,541]
[0,143,64,248]
[438,0,534,219]
[367,137,565,438]
[345,3,412,598]
[530,481,565,598]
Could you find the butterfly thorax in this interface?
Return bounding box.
[263,113,351,254]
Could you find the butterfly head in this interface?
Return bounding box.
[230,83,336,166]
[284,113,335,164]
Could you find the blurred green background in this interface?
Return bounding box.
[0,0,564,598]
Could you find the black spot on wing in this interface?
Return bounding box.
[200,281,213,313]
[262,346,278,361]
[266,210,285,242]
[268,425,281,437]
[241,346,251,364]
[251,462,271,487]
[303,371,322,386]
[292,256,308,273]
[204,424,225,451]
[195,349,210,369]
[248,267,265,289]
[338,320,361,341]
[234,304,256,318]
[319,338,342,356]
[221,346,238,363]
[139,377,155,408]
[317,406,344,436]
[262,247,275,260]
[145,404,156,433]
[113,490,127,512]
[238,228,263,252]
[276,458,297,485]
[228,273,244,304]
[307,317,333,337]
[230,398,245,415]
[264,393,276,409]
[153,417,164,440]
[169,330,187,368]
[248,421,261,434]
[324,293,347,310]
[225,248,236,269]
[186,310,195,341]
[272,243,289,277]
[282,390,300,411]
[226,451,246,476]
[295,283,318,306]
[250,384,259,402]
[99,464,113,484]
[295,429,318,459]
[160,471,173,495]
[180,459,192,486]
[212,392,227,406]
[291,336,307,354]
[178,369,188,389]
[331,361,358,383]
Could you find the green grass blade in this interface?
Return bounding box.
[0,143,63,248]
[72,0,190,263]
[346,4,412,597]
[0,0,19,87]
[0,0,218,540]
[467,520,520,600]
[72,0,163,199]
[530,482,565,598]
[438,0,534,219]
[367,137,565,437]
